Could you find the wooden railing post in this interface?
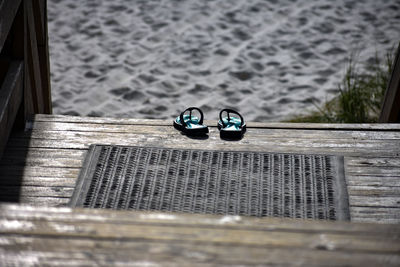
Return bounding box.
[379,44,400,123]
[0,0,52,159]
[24,0,52,116]
[33,0,52,114]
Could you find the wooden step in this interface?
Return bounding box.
[0,204,399,266]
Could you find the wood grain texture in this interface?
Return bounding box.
[24,0,44,114]
[2,204,399,233]
[0,115,399,224]
[22,0,35,119]
[33,0,52,113]
[5,129,400,157]
[0,204,399,266]
[34,114,400,130]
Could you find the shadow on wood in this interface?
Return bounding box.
[0,128,32,203]
[0,0,52,160]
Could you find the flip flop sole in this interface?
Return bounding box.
[174,120,209,135]
[217,118,246,139]
[218,124,246,139]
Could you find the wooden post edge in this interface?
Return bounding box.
[379,43,400,123]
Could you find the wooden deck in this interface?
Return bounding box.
[1,114,400,223]
[0,114,400,265]
[0,204,399,266]
[2,2,400,265]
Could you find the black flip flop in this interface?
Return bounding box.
[173,107,209,135]
[217,108,246,139]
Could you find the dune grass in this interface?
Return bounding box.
[287,49,395,123]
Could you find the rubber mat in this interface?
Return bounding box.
[70,145,349,220]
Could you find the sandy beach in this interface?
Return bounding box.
[47,0,400,122]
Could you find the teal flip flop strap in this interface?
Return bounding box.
[219,108,244,129]
[180,107,204,127]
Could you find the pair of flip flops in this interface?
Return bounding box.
[173,107,246,138]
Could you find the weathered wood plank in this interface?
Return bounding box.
[2,115,400,223]
[351,207,400,223]
[2,236,398,266]
[346,157,400,167]
[7,148,397,168]
[0,166,79,178]
[0,61,23,160]
[33,114,400,131]
[5,139,399,158]
[345,155,400,189]
[2,204,399,234]
[21,132,400,149]
[0,156,82,168]
[1,147,85,159]
[0,177,76,187]
[0,185,74,198]
[348,186,400,197]
[1,218,399,252]
[33,0,52,113]
[22,1,35,119]
[28,120,400,140]
[346,166,400,176]
[0,204,399,266]
[19,128,400,147]
[1,207,399,251]
[17,119,400,144]
[24,0,44,114]
[346,175,400,187]
[1,196,69,206]
[6,139,400,159]
[349,196,400,208]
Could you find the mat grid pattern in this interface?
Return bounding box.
[70,145,349,220]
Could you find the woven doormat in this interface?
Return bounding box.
[70,145,349,220]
